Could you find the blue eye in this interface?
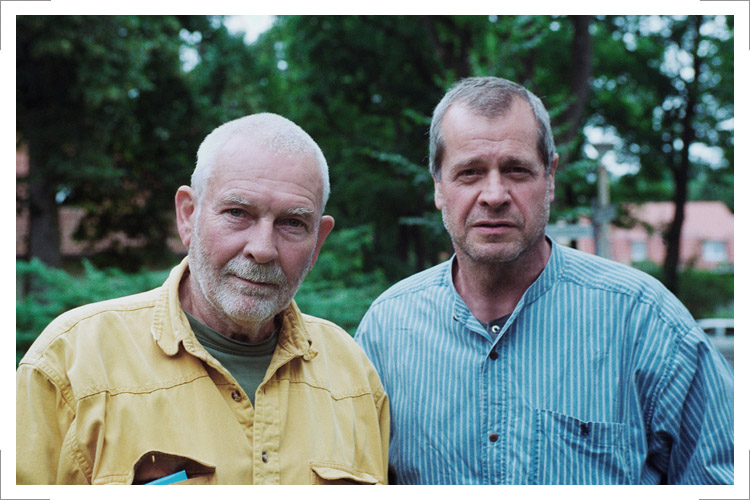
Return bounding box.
[286,219,306,228]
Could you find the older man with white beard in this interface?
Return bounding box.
[17,113,389,485]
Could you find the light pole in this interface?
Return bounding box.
[592,141,615,259]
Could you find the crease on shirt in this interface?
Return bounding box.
[62,421,95,484]
[279,377,377,401]
[74,371,214,400]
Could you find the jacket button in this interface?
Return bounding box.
[489,433,499,442]
[231,390,242,402]
[261,451,269,463]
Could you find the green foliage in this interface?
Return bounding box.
[295,225,390,334]
[16,259,169,365]
[633,261,733,319]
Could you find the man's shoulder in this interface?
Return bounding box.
[300,312,374,360]
[298,313,386,394]
[554,244,697,327]
[556,244,668,298]
[22,287,162,363]
[300,313,355,344]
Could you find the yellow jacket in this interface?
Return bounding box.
[16,259,389,484]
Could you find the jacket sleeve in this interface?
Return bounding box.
[647,326,734,484]
[16,363,84,484]
[375,388,390,484]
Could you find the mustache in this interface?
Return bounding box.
[224,258,286,285]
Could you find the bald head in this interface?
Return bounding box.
[192,113,330,209]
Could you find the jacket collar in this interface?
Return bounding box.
[151,257,316,362]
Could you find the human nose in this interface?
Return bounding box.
[243,220,278,264]
[478,171,511,208]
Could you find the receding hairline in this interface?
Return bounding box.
[429,76,556,179]
[192,113,331,209]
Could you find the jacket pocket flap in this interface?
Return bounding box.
[310,462,380,485]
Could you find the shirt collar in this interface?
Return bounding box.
[151,257,317,362]
[443,236,563,334]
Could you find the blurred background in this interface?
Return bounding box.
[16,15,734,365]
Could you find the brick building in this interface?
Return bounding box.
[551,201,734,270]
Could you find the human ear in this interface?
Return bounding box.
[175,186,198,248]
[548,154,559,203]
[433,175,444,210]
[310,215,335,267]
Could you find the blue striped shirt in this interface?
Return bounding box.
[355,240,733,485]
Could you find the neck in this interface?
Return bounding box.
[178,272,278,344]
[453,238,551,324]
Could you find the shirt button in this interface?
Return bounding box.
[261,451,269,463]
[489,433,499,442]
[231,390,242,402]
[491,325,501,334]
[489,350,498,360]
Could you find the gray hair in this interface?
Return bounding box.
[429,76,556,179]
[192,113,330,209]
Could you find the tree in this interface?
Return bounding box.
[590,15,733,293]
[16,15,219,270]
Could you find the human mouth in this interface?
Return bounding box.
[230,274,279,288]
[471,219,517,233]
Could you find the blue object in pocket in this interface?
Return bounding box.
[145,470,188,485]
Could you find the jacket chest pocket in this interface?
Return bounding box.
[130,451,217,485]
[531,409,632,484]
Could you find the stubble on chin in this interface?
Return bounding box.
[188,232,315,327]
[441,196,550,265]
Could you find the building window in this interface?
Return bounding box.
[631,241,647,262]
[702,241,728,263]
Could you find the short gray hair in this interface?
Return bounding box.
[429,76,556,179]
[192,113,330,209]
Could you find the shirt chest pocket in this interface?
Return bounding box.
[531,409,632,484]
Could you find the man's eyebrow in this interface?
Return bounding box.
[220,195,316,218]
[220,194,255,207]
[449,156,538,171]
[285,207,315,217]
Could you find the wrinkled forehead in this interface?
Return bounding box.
[209,135,326,206]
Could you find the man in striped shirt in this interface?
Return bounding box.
[355,76,733,485]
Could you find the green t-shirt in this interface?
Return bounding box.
[185,311,278,406]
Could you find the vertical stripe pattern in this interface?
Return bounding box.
[355,240,733,485]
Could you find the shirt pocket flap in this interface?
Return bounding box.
[310,462,380,485]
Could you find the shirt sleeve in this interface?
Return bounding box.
[16,363,82,484]
[646,325,734,484]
